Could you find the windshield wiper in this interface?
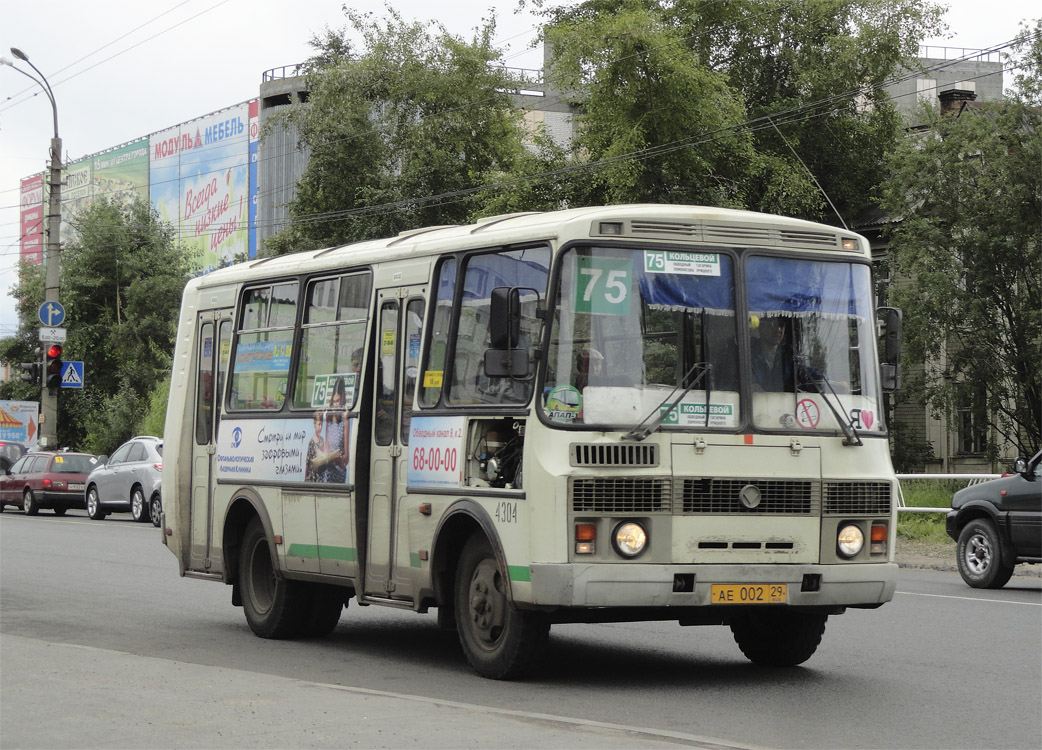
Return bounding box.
[622,362,712,442]
[799,373,863,447]
[790,331,862,447]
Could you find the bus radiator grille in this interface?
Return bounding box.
[679,478,817,514]
[822,481,892,515]
[570,477,672,513]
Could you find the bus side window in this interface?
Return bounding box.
[195,322,215,445]
[401,298,424,443]
[447,247,550,406]
[420,259,456,407]
[292,273,372,409]
[229,282,298,411]
[375,302,398,446]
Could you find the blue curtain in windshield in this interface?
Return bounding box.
[637,254,734,314]
[746,257,870,319]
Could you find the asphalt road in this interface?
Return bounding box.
[1,509,1039,749]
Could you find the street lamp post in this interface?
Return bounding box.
[2,49,62,448]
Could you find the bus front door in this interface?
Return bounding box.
[188,310,232,572]
[364,286,425,601]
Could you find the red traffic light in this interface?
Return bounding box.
[47,344,63,359]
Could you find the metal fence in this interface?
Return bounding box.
[895,473,1001,514]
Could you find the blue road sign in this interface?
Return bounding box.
[38,301,66,327]
[60,361,84,389]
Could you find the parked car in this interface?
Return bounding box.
[1,451,101,515]
[85,436,163,524]
[946,449,1042,588]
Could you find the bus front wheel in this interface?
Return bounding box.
[454,534,549,679]
[239,518,308,639]
[730,610,827,666]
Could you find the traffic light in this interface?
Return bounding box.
[45,344,63,391]
[19,361,41,386]
[19,346,42,387]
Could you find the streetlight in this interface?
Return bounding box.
[1,48,62,448]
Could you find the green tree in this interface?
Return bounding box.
[0,262,44,402]
[539,0,756,208]
[537,0,942,221]
[881,23,1042,457]
[264,8,539,253]
[57,198,191,453]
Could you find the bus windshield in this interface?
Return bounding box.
[541,247,884,436]
[747,256,883,435]
[542,246,740,429]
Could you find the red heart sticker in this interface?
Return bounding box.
[861,411,874,430]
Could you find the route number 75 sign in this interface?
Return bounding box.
[575,257,631,315]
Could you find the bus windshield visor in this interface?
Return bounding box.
[542,247,740,429]
[746,257,883,435]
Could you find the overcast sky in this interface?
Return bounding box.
[1,0,1037,337]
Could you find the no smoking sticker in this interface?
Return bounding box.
[796,398,820,429]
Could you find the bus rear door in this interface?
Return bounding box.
[189,309,232,572]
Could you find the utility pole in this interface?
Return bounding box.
[2,48,62,447]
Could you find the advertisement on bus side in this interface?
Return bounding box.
[216,416,356,485]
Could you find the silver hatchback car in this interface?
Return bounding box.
[85,436,163,526]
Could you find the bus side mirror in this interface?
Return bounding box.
[489,287,521,349]
[877,306,902,392]
[484,348,531,379]
[487,286,538,379]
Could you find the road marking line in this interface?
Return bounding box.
[311,681,764,749]
[0,514,155,529]
[897,591,1041,606]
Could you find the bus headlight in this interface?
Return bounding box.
[837,524,865,558]
[613,522,648,558]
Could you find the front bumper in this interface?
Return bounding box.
[526,562,898,609]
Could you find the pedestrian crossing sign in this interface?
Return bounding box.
[60,361,84,388]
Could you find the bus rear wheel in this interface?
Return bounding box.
[301,583,346,637]
[730,610,827,666]
[454,534,549,679]
[239,518,308,639]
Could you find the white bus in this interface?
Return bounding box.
[162,204,903,679]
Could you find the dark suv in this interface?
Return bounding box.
[946,450,1042,588]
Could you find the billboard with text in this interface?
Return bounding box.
[150,103,251,273]
[19,175,43,266]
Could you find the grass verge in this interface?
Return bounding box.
[896,480,960,544]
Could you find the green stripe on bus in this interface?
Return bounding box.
[508,565,531,582]
[286,544,357,562]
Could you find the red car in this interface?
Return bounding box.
[0,451,101,516]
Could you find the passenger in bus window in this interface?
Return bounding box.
[752,317,828,394]
[574,348,604,422]
[751,318,795,392]
[575,348,604,393]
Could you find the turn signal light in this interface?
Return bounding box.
[871,522,888,555]
[575,523,596,554]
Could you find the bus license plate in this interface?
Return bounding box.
[710,584,787,604]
